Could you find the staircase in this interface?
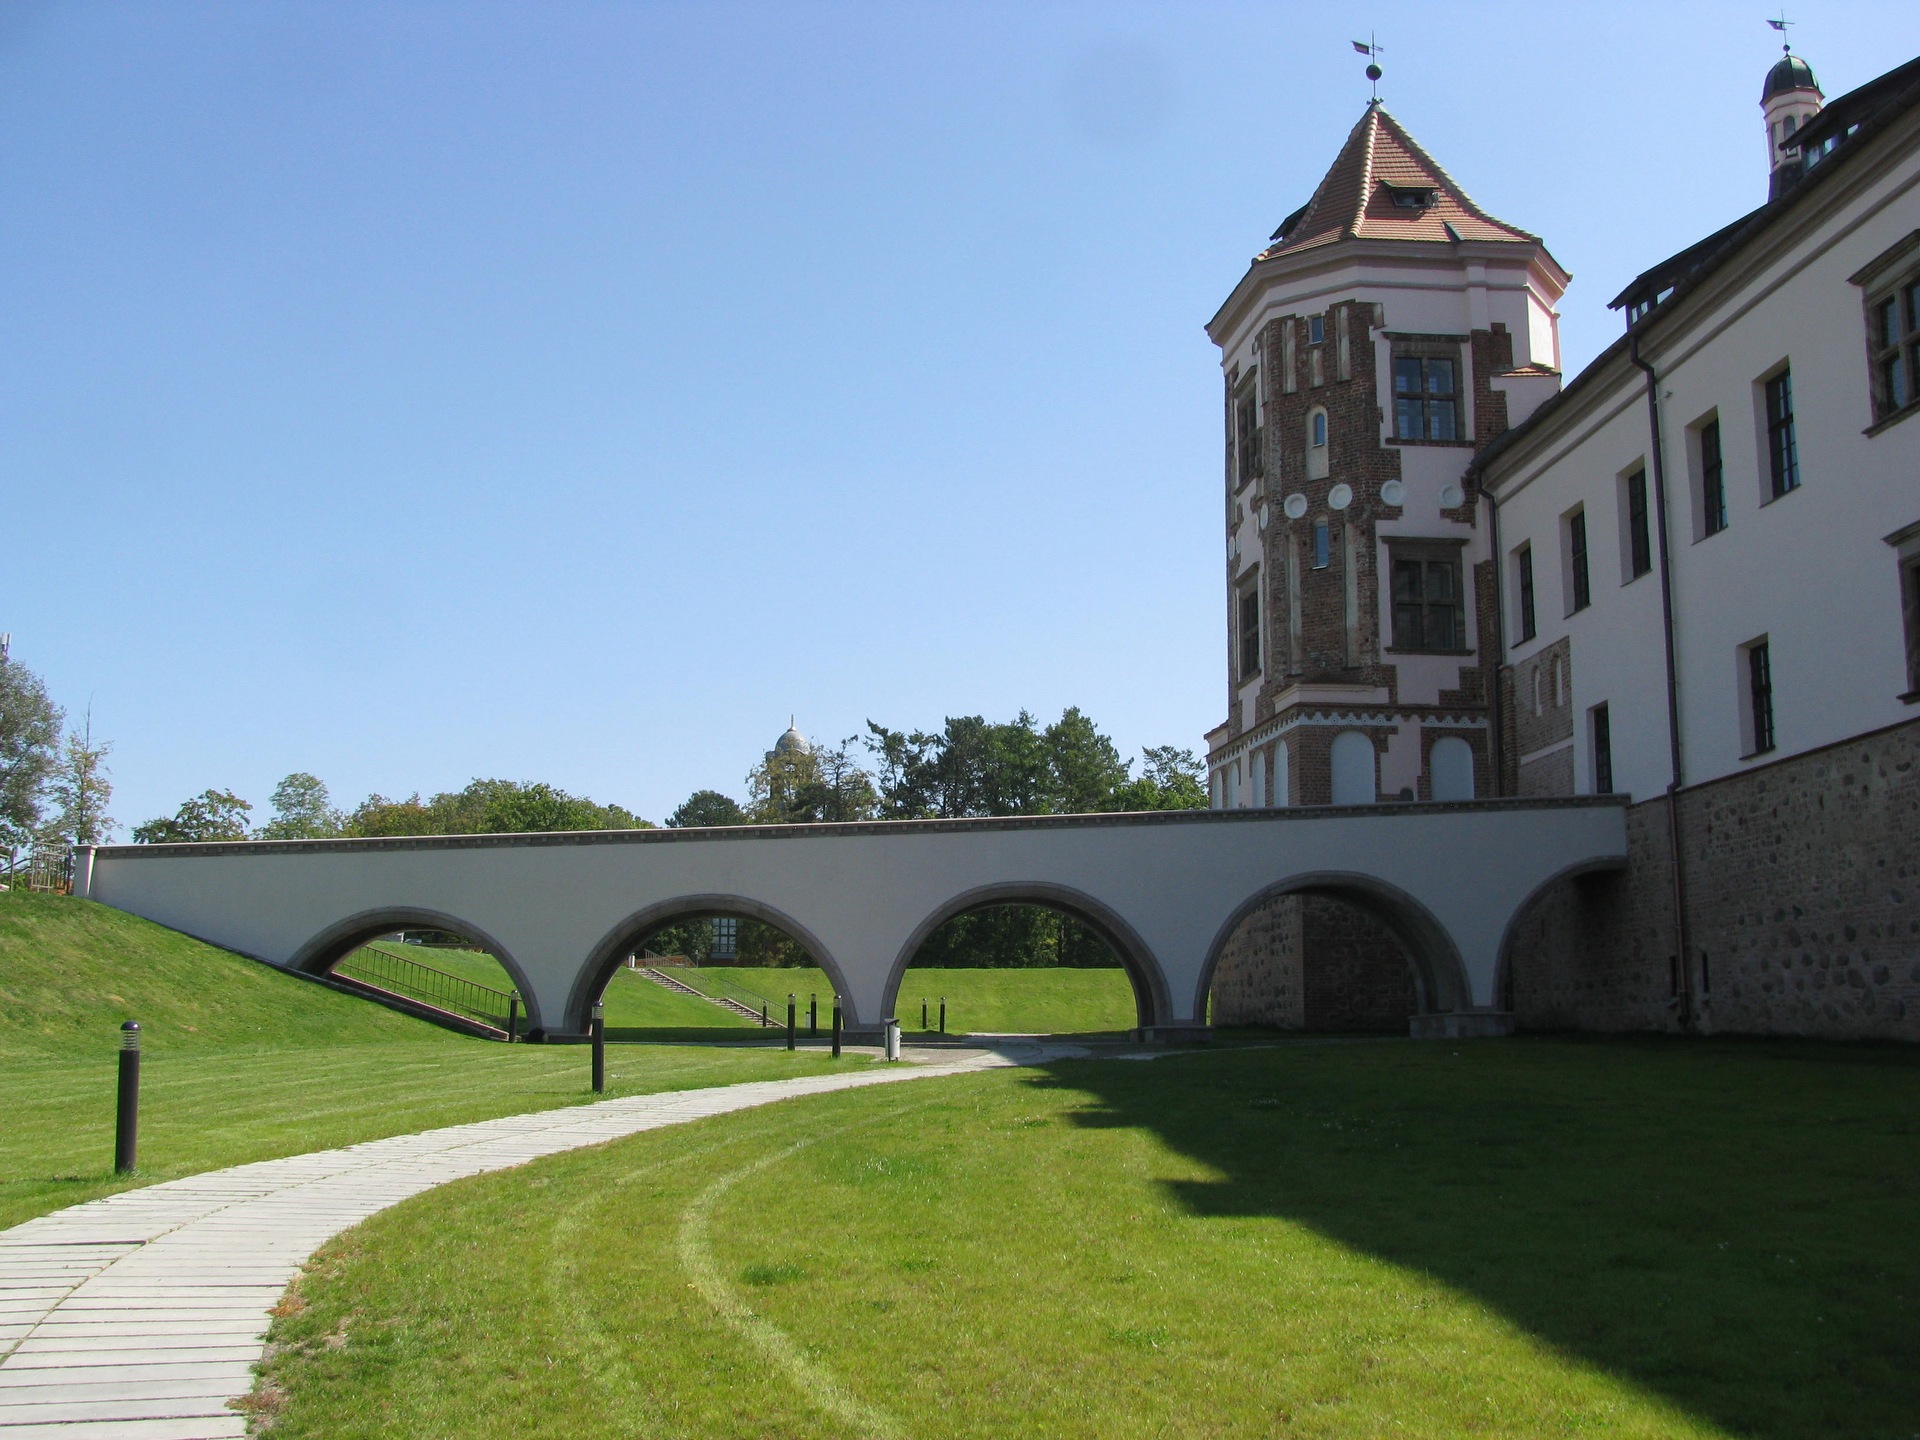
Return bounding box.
[640,966,774,1026]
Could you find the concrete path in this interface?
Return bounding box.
[0,1043,1080,1438]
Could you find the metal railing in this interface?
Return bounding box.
[678,968,785,1027]
[333,942,522,1034]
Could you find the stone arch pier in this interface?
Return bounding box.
[75,798,1627,1041]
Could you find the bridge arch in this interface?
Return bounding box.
[1491,856,1637,1015]
[287,906,539,1027]
[571,893,849,1038]
[881,882,1171,1035]
[1193,871,1473,1024]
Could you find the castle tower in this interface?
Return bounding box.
[1204,101,1568,809]
[1762,48,1824,199]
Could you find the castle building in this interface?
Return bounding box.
[1204,101,1567,809]
[1209,49,1920,1041]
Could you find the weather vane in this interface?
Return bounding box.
[1766,10,1794,50]
[1352,34,1384,101]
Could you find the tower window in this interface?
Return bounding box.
[1763,367,1799,498]
[1741,637,1776,756]
[1237,578,1262,681]
[1514,543,1537,643]
[1232,370,1263,486]
[1590,703,1614,794]
[1699,418,1727,535]
[1311,519,1330,570]
[1389,545,1465,652]
[1565,508,1591,613]
[1867,273,1920,423]
[1311,410,1327,447]
[1624,468,1651,579]
[1308,314,1325,345]
[1393,354,1459,440]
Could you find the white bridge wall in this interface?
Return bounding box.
[79,803,1627,1038]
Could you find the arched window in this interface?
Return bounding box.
[1430,735,1474,802]
[1329,731,1376,805]
[1306,407,1330,480]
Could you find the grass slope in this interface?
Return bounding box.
[355,944,751,1030]
[256,1038,1920,1440]
[0,893,842,1230]
[692,965,1138,1035]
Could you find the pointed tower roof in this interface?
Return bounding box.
[1257,103,1538,261]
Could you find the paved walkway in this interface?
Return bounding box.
[0,1043,1079,1438]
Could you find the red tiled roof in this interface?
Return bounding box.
[1257,103,1538,261]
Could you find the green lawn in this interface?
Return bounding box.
[689,965,1139,1035]
[255,1037,1920,1440]
[0,892,843,1230]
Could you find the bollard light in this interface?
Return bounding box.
[115,1020,141,1175]
[809,993,818,1038]
[831,995,842,1059]
[590,1001,606,1094]
[786,993,796,1052]
[939,997,946,1035]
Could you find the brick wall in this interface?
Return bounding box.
[1505,715,1920,1041]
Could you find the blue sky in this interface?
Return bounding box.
[4,1,1915,833]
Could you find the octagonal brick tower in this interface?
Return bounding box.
[1204,101,1568,810]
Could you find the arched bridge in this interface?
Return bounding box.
[74,798,1628,1041]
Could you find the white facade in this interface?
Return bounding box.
[1482,76,1920,801]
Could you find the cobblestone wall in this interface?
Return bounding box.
[1506,716,1920,1041]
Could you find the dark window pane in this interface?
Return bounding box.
[1394,357,1423,394]
[1570,512,1591,611]
[1877,297,1901,347]
[1766,370,1799,496]
[1396,396,1423,437]
[1885,355,1909,412]
[1426,359,1454,395]
[1517,547,1537,642]
[1701,421,1726,535]
[1592,705,1613,793]
[1627,470,1651,577]
[1748,642,1775,752]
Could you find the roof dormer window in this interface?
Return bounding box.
[1384,183,1436,211]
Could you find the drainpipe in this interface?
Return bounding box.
[1627,329,1694,1032]
[1479,479,1507,797]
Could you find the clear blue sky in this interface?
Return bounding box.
[4,1,1915,833]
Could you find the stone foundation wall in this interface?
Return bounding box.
[1505,715,1920,1041]
[1211,893,1413,1031]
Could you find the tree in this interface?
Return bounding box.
[343,779,651,838]
[0,655,63,850]
[1109,745,1209,812]
[132,789,253,844]
[666,790,748,828]
[1043,707,1131,814]
[746,738,876,824]
[44,711,114,845]
[259,773,343,839]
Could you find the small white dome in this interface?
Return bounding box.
[773,716,810,756]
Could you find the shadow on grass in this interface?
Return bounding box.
[1031,1036,1920,1440]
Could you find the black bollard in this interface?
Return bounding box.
[115,1020,140,1175]
[507,994,519,1044]
[787,994,796,1051]
[921,998,928,1030]
[590,1002,606,1094]
[761,1001,769,1028]
[831,995,842,1058]
[939,998,946,1035]
[809,994,818,1038]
